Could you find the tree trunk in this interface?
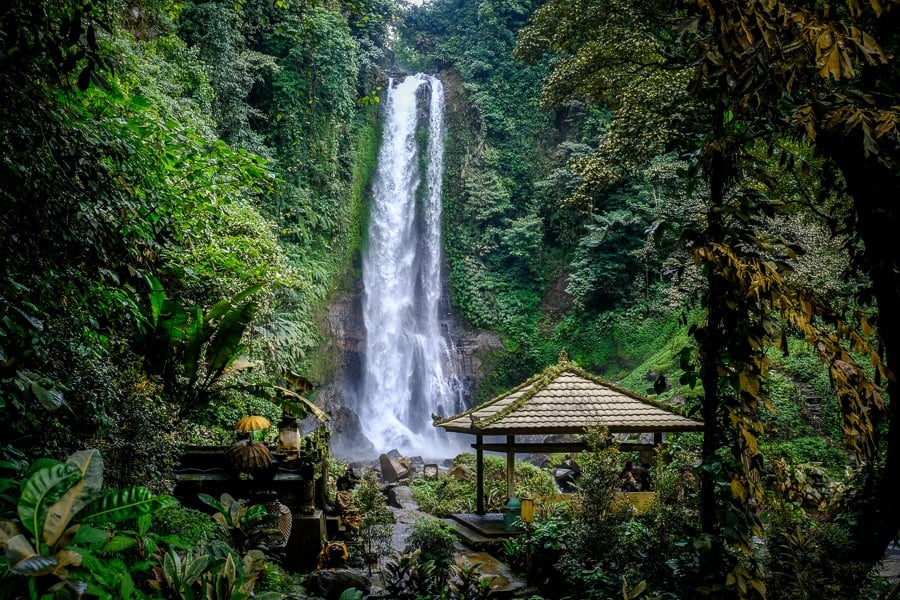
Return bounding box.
[697,99,729,581]
[823,131,900,569]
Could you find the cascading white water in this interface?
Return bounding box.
[358,73,465,457]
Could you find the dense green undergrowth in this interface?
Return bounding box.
[0,0,387,480]
[411,454,557,515]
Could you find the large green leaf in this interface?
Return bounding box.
[204,284,263,327]
[144,297,188,377]
[184,553,211,585]
[205,301,257,377]
[241,504,267,526]
[102,535,137,553]
[182,306,205,387]
[71,525,109,547]
[197,493,225,515]
[79,488,177,525]
[158,300,189,344]
[18,463,82,543]
[28,379,65,411]
[43,449,103,548]
[163,546,210,593]
[119,566,135,599]
[26,458,61,476]
[147,299,189,377]
[146,274,166,328]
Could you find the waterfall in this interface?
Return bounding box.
[358,73,465,457]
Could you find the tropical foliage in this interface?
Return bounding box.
[398,0,900,596]
[4,0,900,596]
[1,0,387,479]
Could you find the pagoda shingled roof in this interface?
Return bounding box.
[433,355,703,435]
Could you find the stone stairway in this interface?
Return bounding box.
[444,513,522,551]
[442,513,529,598]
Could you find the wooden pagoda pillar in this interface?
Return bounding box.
[506,435,515,501]
[476,434,485,515]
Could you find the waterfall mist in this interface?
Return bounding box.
[356,73,467,458]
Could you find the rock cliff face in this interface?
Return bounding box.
[318,278,501,460]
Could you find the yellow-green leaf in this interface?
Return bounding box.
[731,479,747,503]
[739,371,760,398]
[44,450,103,549]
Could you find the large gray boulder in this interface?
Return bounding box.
[387,485,418,510]
[379,453,410,483]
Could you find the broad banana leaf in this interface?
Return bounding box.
[158,300,189,344]
[279,368,314,393]
[144,299,189,377]
[203,284,263,327]
[204,301,257,377]
[146,274,166,328]
[79,488,177,525]
[274,386,328,422]
[182,306,205,387]
[18,462,81,542]
[43,449,103,548]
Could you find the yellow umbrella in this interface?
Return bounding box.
[235,415,271,432]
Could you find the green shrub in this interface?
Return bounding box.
[255,561,307,597]
[503,513,569,589]
[763,503,890,600]
[547,428,700,599]
[454,454,559,504]
[412,475,478,515]
[774,436,847,472]
[380,551,497,600]
[381,550,438,599]
[403,518,457,585]
[411,454,558,516]
[155,504,225,547]
[354,471,395,569]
